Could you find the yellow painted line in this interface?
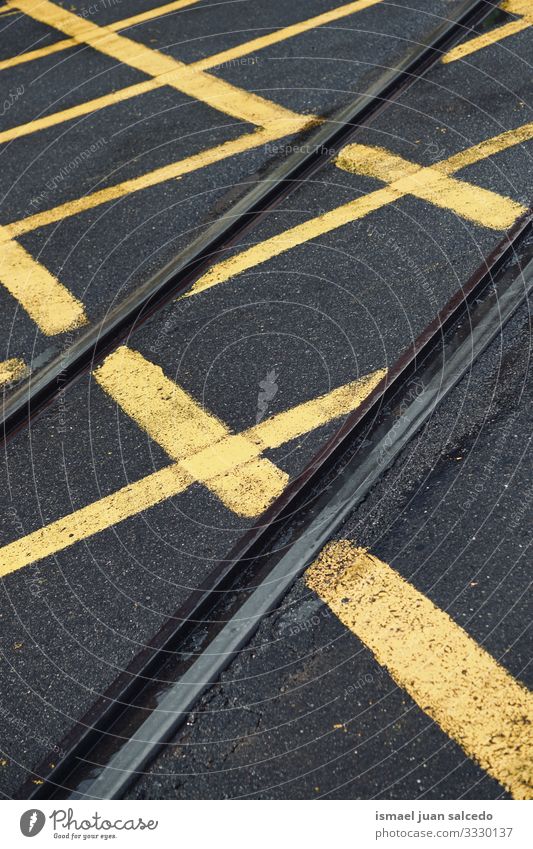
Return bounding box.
[184,123,532,298]
[335,143,523,229]
[192,0,384,71]
[0,357,27,385]
[0,1,202,72]
[0,237,87,334]
[0,0,375,145]
[0,38,76,72]
[0,364,385,577]
[8,0,301,128]
[307,541,533,800]
[94,346,288,517]
[0,79,158,145]
[3,124,310,240]
[443,0,532,63]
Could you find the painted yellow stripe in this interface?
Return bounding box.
[443,0,531,63]
[8,0,301,128]
[0,357,27,385]
[3,124,311,240]
[335,143,523,229]
[193,0,384,71]
[0,1,376,145]
[0,79,158,145]
[94,346,288,517]
[0,38,76,72]
[0,237,87,333]
[0,1,201,72]
[185,124,532,298]
[307,541,533,800]
[0,367,385,577]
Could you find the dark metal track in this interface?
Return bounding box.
[24,214,533,799]
[2,0,493,442]
[11,0,519,799]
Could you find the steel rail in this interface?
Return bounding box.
[24,212,533,799]
[2,0,494,441]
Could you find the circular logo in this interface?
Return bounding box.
[20,810,46,837]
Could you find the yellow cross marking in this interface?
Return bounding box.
[185,123,533,298]
[0,349,386,577]
[443,0,532,63]
[0,0,383,144]
[307,541,533,800]
[8,0,301,129]
[0,0,202,72]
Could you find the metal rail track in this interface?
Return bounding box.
[24,215,533,799]
[2,0,494,440]
[8,0,522,799]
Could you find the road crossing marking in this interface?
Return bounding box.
[0,354,385,577]
[443,1,532,63]
[307,540,533,800]
[184,122,533,298]
[95,345,288,517]
[0,0,202,72]
[0,238,87,334]
[0,357,27,385]
[0,1,381,144]
[8,0,300,128]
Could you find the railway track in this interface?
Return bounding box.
[0,0,525,798]
[3,2,531,798]
[25,215,533,800]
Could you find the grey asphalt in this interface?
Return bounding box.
[128,291,532,801]
[0,0,470,378]
[0,0,531,799]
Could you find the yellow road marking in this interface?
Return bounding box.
[8,0,299,128]
[307,541,533,800]
[443,0,532,63]
[0,357,27,385]
[185,123,532,298]
[335,143,523,229]
[0,0,201,72]
[0,237,87,333]
[192,0,384,71]
[0,364,385,576]
[2,124,308,240]
[0,1,379,145]
[95,346,288,517]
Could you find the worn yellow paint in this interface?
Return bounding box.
[8,0,301,128]
[1,0,375,145]
[443,1,532,63]
[0,79,158,145]
[0,0,201,72]
[0,357,27,385]
[0,366,385,577]
[3,125,308,240]
[0,237,87,334]
[185,124,532,298]
[94,346,288,517]
[307,541,533,800]
[193,0,385,71]
[335,143,524,229]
